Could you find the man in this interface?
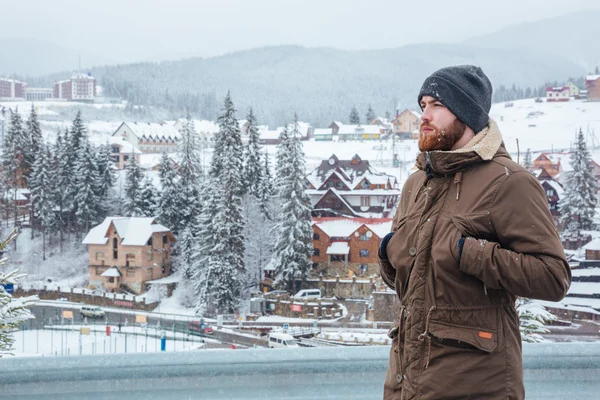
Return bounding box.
[378,65,571,400]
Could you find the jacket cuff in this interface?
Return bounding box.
[378,255,396,289]
[458,237,489,279]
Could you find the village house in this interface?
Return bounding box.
[586,75,600,101]
[313,128,333,141]
[305,154,400,219]
[108,136,142,170]
[82,217,176,294]
[546,86,570,102]
[326,121,382,141]
[112,122,180,154]
[565,82,580,97]
[311,217,392,277]
[174,118,218,148]
[539,178,564,225]
[392,109,421,138]
[370,117,393,132]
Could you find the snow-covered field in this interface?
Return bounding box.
[10,325,209,357]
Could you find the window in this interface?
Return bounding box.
[126,254,135,267]
[359,233,369,241]
[126,268,135,277]
[546,190,553,196]
[336,181,343,189]
[113,238,118,259]
[360,249,370,257]
[361,197,371,207]
[313,248,320,256]
[95,252,104,260]
[313,233,320,240]
[147,237,153,247]
[162,234,168,245]
[361,180,369,189]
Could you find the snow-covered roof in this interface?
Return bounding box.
[101,266,122,277]
[583,238,600,251]
[543,179,564,197]
[567,282,600,296]
[586,75,600,81]
[306,154,397,192]
[82,217,173,246]
[337,124,381,135]
[326,242,350,255]
[314,128,332,136]
[118,122,180,140]
[3,188,30,201]
[147,274,181,284]
[315,218,392,239]
[109,136,142,154]
[571,267,600,277]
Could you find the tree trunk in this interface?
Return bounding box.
[42,227,46,261]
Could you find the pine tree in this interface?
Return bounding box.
[140,177,158,217]
[74,139,100,234]
[70,110,87,156]
[175,113,203,231]
[0,230,37,354]
[30,143,56,260]
[560,129,597,239]
[53,128,72,251]
[24,104,42,186]
[349,106,360,125]
[257,151,275,220]
[95,143,116,217]
[123,154,144,217]
[366,105,376,123]
[1,110,20,225]
[522,148,532,171]
[157,153,182,232]
[516,298,555,343]
[270,114,313,294]
[5,109,26,189]
[194,93,245,315]
[275,127,290,186]
[242,108,263,197]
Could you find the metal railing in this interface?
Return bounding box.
[1,343,599,399]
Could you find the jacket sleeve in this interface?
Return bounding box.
[459,170,571,302]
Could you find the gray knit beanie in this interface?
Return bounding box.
[418,65,493,133]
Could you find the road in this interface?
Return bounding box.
[25,304,268,348]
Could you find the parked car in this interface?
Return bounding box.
[80,306,105,318]
[188,321,214,335]
[268,332,299,348]
[293,289,321,300]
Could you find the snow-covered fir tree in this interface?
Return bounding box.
[24,104,43,186]
[366,105,376,123]
[516,298,556,343]
[95,143,117,217]
[174,113,203,232]
[257,150,275,220]
[270,114,313,294]
[30,142,56,260]
[349,106,360,124]
[242,108,263,197]
[74,138,100,234]
[53,128,73,249]
[157,153,182,232]
[560,128,597,239]
[69,110,87,157]
[139,177,158,217]
[123,154,145,217]
[522,148,532,171]
[3,109,26,190]
[173,226,196,307]
[194,93,245,315]
[0,230,37,354]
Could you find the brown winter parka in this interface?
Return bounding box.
[379,120,571,400]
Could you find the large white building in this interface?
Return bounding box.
[53,73,96,101]
[112,122,180,154]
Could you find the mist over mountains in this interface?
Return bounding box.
[5,11,599,127]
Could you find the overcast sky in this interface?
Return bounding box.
[2,0,599,63]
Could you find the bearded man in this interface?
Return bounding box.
[378,65,571,400]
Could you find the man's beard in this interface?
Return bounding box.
[418,119,467,152]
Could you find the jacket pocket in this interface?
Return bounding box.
[386,214,419,299]
[384,307,406,394]
[428,320,497,353]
